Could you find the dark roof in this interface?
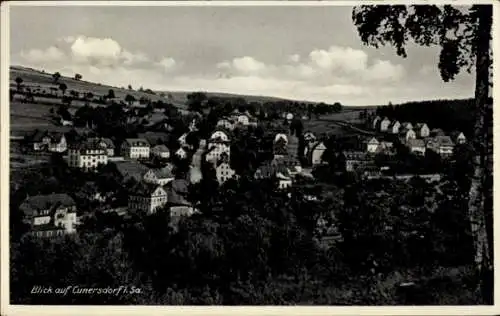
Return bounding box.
[70,138,109,152]
[130,182,165,196]
[388,121,400,128]
[30,130,65,143]
[255,162,290,179]
[434,136,454,146]
[414,123,428,129]
[167,179,190,206]
[20,193,75,216]
[342,151,369,160]
[137,132,169,145]
[272,156,300,168]
[152,144,170,153]
[115,161,150,181]
[153,165,174,178]
[450,131,466,140]
[86,137,115,148]
[124,138,150,147]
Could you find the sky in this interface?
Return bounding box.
[9,5,475,106]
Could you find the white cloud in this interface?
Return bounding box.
[158,57,176,71]
[287,54,301,63]
[309,46,368,73]
[20,46,66,64]
[365,60,405,81]
[217,56,267,75]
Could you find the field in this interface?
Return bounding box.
[10,65,377,136]
[302,108,376,136]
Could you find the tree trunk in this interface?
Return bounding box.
[468,4,493,303]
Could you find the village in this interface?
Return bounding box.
[10,72,470,241]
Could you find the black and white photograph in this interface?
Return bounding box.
[1,0,497,312]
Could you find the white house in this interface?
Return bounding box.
[388,121,401,134]
[310,142,327,166]
[128,183,168,214]
[237,114,250,125]
[364,137,380,153]
[372,116,381,130]
[415,123,430,138]
[216,119,234,131]
[206,141,231,163]
[178,133,188,146]
[379,117,391,132]
[60,118,74,126]
[215,161,236,184]
[399,129,417,142]
[303,132,316,143]
[67,139,108,170]
[451,131,467,144]
[85,137,115,156]
[274,133,289,144]
[427,136,455,157]
[407,138,426,156]
[254,163,293,190]
[19,193,78,238]
[175,147,188,159]
[210,130,230,142]
[143,165,175,186]
[151,144,170,159]
[121,138,150,159]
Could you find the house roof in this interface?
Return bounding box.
[124,138,150,147]
[138,132,169,145]
[407,138,426,148]
[342,151,369,160]
[30,130,48,142]
[167,179,190,206]
[20,193,75,216]
[388,121,400,128]
[414,123,428,129]
[115,161,150,181]
[130,182,165,196]
[210,128,233,140]
[363,137,379,145]
[434,135,454,146]
[255,162,290,179]
[152,165,174,179]
[430,128,446,136]
[152,144,169,152]
[450,131,466,140]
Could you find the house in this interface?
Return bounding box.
[401,122,413,130]
[427,136,455,157]
[342,151,371,172]
[85,137,115,156]
[60,118,74,126]
[19,193,77,238]
[151,144,170,159]
[379,117,391,132]
[372,116,381,130]
[407,138,426,156]
[430,128,446,137]
[120,138,150,159]
[210,129,230,142]
[364,137,380,153]
[216,118,235,131]
[399,128,417,142]
[166,179,197,221]
[272,156,302,175]
[143,165,175,185]
[309,142,327,165]
[274,133,289,144]
[138,132,170,146]
[28,130,68,153]
[287,135,300,159]
[254,162,293,190]
[128,183,168,214]
[303,132,316,143]
[206,140,231,163]
[451,131,467,144]
[215,161,236,184]
[273,138,288,158]
[67,139,109,170]
[415,123,430,138]
[388,121,401,134]
[237,114,250,126]
[178,133,188,146]
[114,161,150,182]
[175,147,188,159]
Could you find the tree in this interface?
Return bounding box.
[74,73,82,81]
[108,89,116,99]
[15,77,23,93]
[52,72,61,83]
[125,94,136,106]
[128,84,133,90]
[352,4,493,303]
[59,83,68,95]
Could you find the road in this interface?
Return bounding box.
[189,139,205,184]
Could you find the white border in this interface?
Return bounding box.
[1,1,499,315]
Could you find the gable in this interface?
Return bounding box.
[152,187,167,197]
